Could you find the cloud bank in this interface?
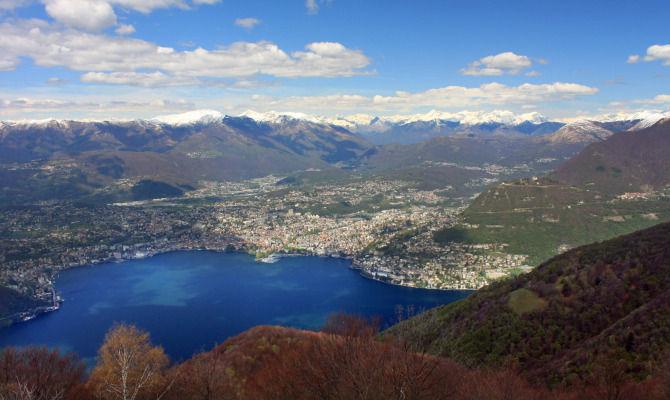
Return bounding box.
[248,82,598,113]
[0,19,373,85]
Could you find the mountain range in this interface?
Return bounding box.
[0,115,370,204]
[1,110,668,205]
[240,109,669,145]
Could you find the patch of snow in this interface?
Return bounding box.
[151,110,224,126]
[235,109,549,132]
[627,111,670,130]
[239,110,322,124]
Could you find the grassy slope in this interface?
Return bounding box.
[435,177,670,263]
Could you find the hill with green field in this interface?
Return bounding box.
[435,119,670,263]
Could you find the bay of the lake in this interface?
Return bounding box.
[0,251,470,363]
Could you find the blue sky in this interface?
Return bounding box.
[1,0,669,121]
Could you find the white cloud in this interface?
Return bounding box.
[525,70,540,77]
[234,18,260,29]
[461,52,532,76]
[482,52,532,69]
[633,94,670,104]
[46,77,69,84]
[0,0,29,10]
[643,44,670,66]
[109,0,189,13]
[306,0,331,14]
[461,52,533,76]
[115,23,135,35]
[306,0,318,14]
[81,71,201,87]
[43,0,117,31]
[39,0,219,32]
[247,82,598,113]
[627,55,640,64]
[0,20,373,86]
[80,71,280,88]
[0,96,194,117]
[0,58,20,71]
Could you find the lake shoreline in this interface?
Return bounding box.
[0,251,471,361]
[4,247,473,329]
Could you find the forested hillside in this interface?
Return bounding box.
[390,221,670,385]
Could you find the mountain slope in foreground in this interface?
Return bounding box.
[388,221,670,384]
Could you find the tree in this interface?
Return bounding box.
[168,349,234,400]
[88,323,172,400]
[0,346,86,400]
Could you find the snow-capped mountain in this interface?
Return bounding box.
[150,109,224,126]
[627,111,670,130]
[4,108,668,146]
[319,110,550,133]
[228,109,560,144]
[545,111,670,145]
[238,110,326,125]
[548,120,615,144]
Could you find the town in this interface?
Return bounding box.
[1,176,530,320]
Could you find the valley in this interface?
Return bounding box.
[2,114,669,327]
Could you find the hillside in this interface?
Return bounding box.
[437,176,670,263]
[438,119,670,262]
[555,118,670,195]
[0,117,371,204]
[389,221,670,384]
[5,309,669,399]
[0,287,49,327]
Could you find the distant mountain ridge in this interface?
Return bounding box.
[1,110,667,205]
[555,118,670,194]
[0,115,371,204]
[7,108,668,143]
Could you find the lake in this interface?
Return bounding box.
[0,251,470,362]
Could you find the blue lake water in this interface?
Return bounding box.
[0,251,470,362]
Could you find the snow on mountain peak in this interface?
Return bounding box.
[151,110,224,126]
[628,110,670,130]
[233,109,550,131]
[547,119,612,144]
[239,110,322,124]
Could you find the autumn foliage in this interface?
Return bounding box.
[2,317,670,399]
[87,323,172,400]
[0,346,86,400]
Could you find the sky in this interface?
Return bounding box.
[1,0,669,122]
